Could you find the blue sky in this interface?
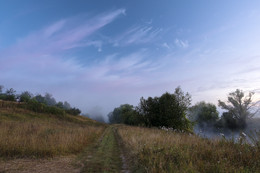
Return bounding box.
[1,0,260,118]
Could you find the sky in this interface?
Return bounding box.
[1,0,260,119]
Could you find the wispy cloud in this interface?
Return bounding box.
[113,25,161,46]
[0,9,125,69]
[175,39,189,48]
[0,9,127,90]
[162,42,170,49]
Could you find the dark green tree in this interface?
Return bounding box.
[56,101,64,109]
[108,104,137,124]
[189,101,219,128]
[5,88,16,101]
[136,97,160,127]
[136,87,193,131]
[66,107,81,116]
[19,91,33,102]
[34,94,47,104]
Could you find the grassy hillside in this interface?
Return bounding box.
[0,100,106,158]
[117,125,260,173]
[2,100,260,172]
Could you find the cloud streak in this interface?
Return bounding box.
[0,9,126,73]
[113,25,161,46]
[175,39,189,48]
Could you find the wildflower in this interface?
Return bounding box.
[220,133,225,138]
[241,132,247,137]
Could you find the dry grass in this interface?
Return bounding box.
[0,155,81,173]
[118,125,260,173]
[0,120,105,158]
[0,103,106,158]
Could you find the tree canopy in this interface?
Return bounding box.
[218,89,260,129]
[108,87,193,131]
[189,101,219,128]
[136,87,192,131]
[0,85,81,116]
[108,104,137,125]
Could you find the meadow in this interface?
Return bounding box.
[0,106,105,158]
[117,125,260,173]
[1,100,260,172]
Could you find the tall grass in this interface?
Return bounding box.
[0,121,105,158]
[118,125,260,173]
[0,102,106,158]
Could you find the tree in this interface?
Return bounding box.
[44,93,56,106]
[63,101,71,110]
[108,104,136,124]
[5,88,16,101]
[19,91,33,102]
[136,97,160,127]
[0,85,4,100]
[174,86,192,112]
[189,101,219,128]
[34,94,47,104]
[0,85,3,93]
[56,101,64,109]
[66,107,81,116]
[136,87,193,131]
[218,89,260,129]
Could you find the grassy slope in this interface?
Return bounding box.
[3,100,260,172]
[118,125,260,173]
[0,102,106,158]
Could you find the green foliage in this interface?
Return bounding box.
[65,108,81,116]
[108,104,138,125]
[56,101,64,109]
[108,87,193,131]
[24,99,65,116]
[0,85,81,116]
[189,101,219,128]
[44,93,57,106]
[4,88,16,101]
[18,91,33,102]
[136,87,193,131]
[63,101,71,110]
[34,94,47,104]
[218,89,259,130]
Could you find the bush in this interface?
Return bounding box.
[66,108,81,116]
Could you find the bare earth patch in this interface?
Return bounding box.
[0,155,82,173]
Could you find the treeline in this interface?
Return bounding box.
[0,85,81,116]
[189,89,259,132]
[108,87,193,132]
[108,87,259,132]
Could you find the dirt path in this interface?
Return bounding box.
[0,126,130,173]
[80,126,130,173]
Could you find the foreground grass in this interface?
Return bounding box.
[0,108,106,158]
[118,125,260,173]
